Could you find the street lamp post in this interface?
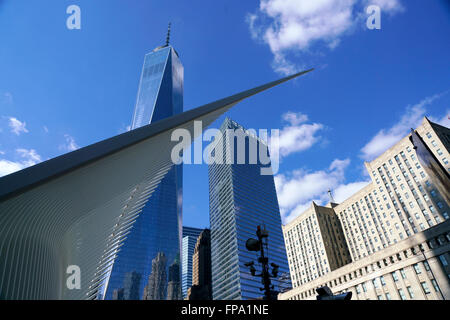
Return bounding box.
[245,225,279,300]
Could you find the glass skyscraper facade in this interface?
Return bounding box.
[182,226,203,298]
[103,43,184,300]
[209,118,291,300]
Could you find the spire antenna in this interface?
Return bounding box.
[328,189,335,203]
[165,22,171,47]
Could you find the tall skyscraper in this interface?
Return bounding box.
[103,26,184,300]
[143,252,168,300]
[182,226,203,298]
[208,117,290,300]
[187,229,212,300]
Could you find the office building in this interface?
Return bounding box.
[182,226,203,298]
[104,28,184,300]
[337,117,449,262]
[187,229,212,300]
[281,117,450,299]
[280,219,450,300]
[283,202,352,287]
[209,117,290,300]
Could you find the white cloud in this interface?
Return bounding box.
[248,0,403,74]
[0,148,42,177]
[282,111,309,125]
[360,92,447,161]
[333,180,370,202]
[277,111,324,158]
[0,159,24,177]
[60,134,79,152]
[43,126,49,133]
[369,0,403,14]
[16,148,42,166]
[275,157,370,223]
[8,117,29,135]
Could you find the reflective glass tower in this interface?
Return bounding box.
[182,227,203,298]
[103,28,184,300]
[209,118,291,300]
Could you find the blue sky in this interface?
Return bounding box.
[0,0,449,229]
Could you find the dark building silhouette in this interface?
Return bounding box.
[111,271,142,300]
[112,288,124,300]
[123,271,142,300]
[187,229,212,300]
[142,252,167,300]
[167,258,181,300]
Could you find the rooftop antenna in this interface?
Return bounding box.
[328,189,335,203]
[165,22,171,47]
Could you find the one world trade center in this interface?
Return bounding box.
[103,25,183,300]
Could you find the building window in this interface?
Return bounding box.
[426,132,432,139]
[372,279,379,288]
[439,255,448,267]
[421,282,431,294]
[407,286,414,299]
[392,271,399,282]
[380,275,386,286]
[413,263,421,274]
[386,292,392,300]
[400,268,407,279]
[423,261,431,272]
[362,282,367,292]
[431,279,440,293]
[398,288,407,300]
[377,295,383,300]
[437,149,443,156]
